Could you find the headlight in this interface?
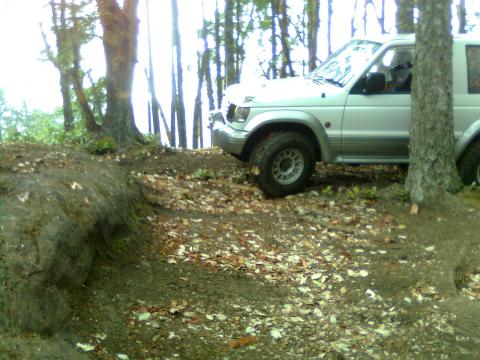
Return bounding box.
[233,107,250,123]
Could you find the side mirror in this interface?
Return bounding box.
[364,72,386,94]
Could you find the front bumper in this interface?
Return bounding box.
[209,110,248,156]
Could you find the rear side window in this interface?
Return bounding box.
[467,45,480,93]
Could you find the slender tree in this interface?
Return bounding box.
[47,0,75,132]
[457,0,467,34]
[396,0,415,33]
[192,52,203,149]
[96,0,141,144]
[214,0,223,107]
[278,0,295,77]
[270,0,279,79]
[406,0,462,205]
[327,0,333,54]
[171,0,187,148]
[145,0,160,137]
[307,0,320,72]
[70,4,100,132]
[225,0,236,86]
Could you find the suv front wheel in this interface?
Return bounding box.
[249,132,316,197]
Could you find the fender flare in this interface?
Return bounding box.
[244,110,333,161]
[455,119,480,160]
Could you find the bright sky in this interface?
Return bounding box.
[0,0,479,142]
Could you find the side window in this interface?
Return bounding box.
[366,47,414,93]
[467,45,480,94]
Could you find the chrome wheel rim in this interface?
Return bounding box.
[476,164,480,184]
[272,148,304,185]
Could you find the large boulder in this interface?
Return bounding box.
[0,143,141,336]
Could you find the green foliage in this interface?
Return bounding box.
[321,185,334,197]
[192,168,215,180]
[85,136,117,155]
[346,186,378,200]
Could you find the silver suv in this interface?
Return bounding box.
[210,34,480,196]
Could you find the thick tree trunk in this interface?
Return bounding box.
[96,0,141,144]
[406,0,462,205]
[278,0,295,78]
[171,0,187,148]
[307,0,320,72]
[170,58,177,147]
[396,0,415,33]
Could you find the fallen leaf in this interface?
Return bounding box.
[410,203,418,215]
[270,328,283,339]
[228,335,257,349]
[76,343,95,352]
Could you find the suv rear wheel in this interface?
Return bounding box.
[458,140,480,186]
[249,132,316,197]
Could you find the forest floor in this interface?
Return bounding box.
[68,147,480,360]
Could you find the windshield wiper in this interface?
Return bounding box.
[306,74,343,87]
[322,77,343,87]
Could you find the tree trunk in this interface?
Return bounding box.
[351,0,358,37]
[307,0,320,72]
[192,52,203,149]
[225,0,236,86]
[96,0,141,144]
[146,0,160,137]
[214,0,223,108]
[327,0,333,54]
[457,0,467,34]
[47,0,75,132]
[278,0,295,78]
[406,0,462,205]
[201,2,215,111]
[171,0,187,148]
[170,55,177,147]
[396,0,415,33]
[271,0,278,79]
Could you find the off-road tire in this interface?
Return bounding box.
[249,132,316,197]
[458,140,480,186]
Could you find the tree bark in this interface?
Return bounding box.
[396,0,415,33]
[171,0,187,148]
[271,0,278,79]
[146,0,160,137]
[327,0,333,54]
[406,0,462,205]
[46,0,75,132]
[192,52,203,149]
[307,0,320,72]
[278,0,295,78]
[96,0,141,144]
[70,4,100,133]
[457,0,467,34]
[214,0,223,108]
[225,0,236,86]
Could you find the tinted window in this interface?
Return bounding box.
[467,45,480,93]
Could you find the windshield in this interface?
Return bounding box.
[307,40,382,87]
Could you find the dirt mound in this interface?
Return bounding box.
[0,144,142,356]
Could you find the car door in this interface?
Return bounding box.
[341,46,414,161]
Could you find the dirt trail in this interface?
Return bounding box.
[69,149,480,360]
